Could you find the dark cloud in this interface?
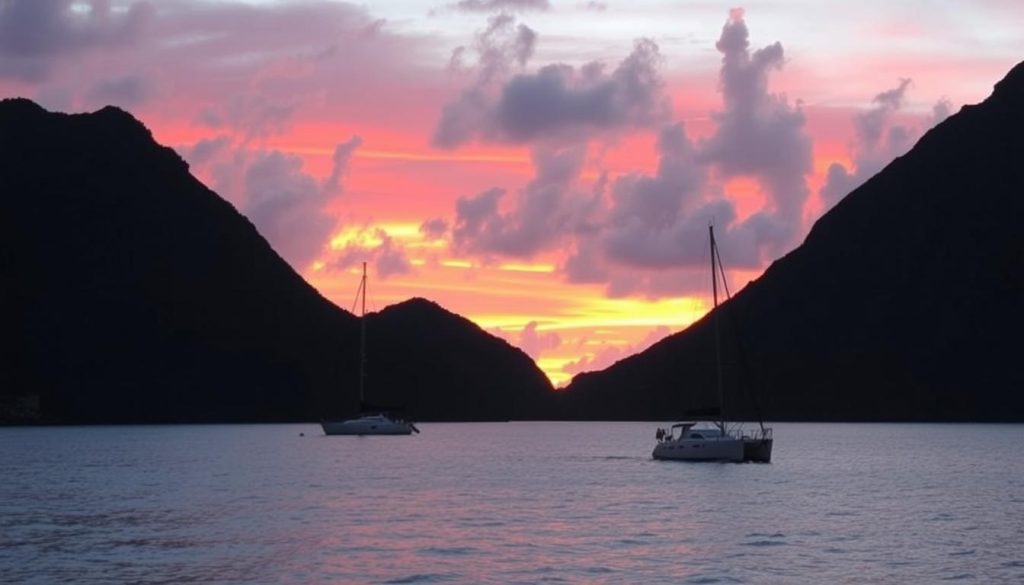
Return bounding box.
[434,14,669,147]
[330,228,413,280]
[563,237,609,283]
[452,144,587,257]
[32,85,74,111]
[181,135,361,271]
[433,86,492,149]
[593,9,813,277]
[451,0,550,12]
[420,218,450,239]
[242,151,338,269]
[857,78,911,147]
[434,9,818,297]
[453,186,505,247]
[0,0,153,81]
[819,79,948,208]
[3,0,435,140]
[375,236,413,278]
[434,13,536,147]
[559,175,610,282]
[324,136,364,194]
[0,55,47,83]
[450,13,535,81]
[199,95,297,139]
[697,8,812,259]
[183,135,231,166]
[85,74,150,108]
[819,162,855,209]
[493,39,669,142]
[600,123,716,268]
[931,97,952,125]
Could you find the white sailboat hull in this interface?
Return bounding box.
[652,436,745,462]
[324,263,419,437]
[321,414,417,436]
[650,226,775,462]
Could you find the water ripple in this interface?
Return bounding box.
[1,422,1022,585]
[382,573,458,584]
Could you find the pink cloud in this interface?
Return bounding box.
[183,135,361,271]
[329,227,413,280]
[452,144,589,257]
[0,0,153,82]
[442,9,818,297]
[819,78,950,209]
[563,325,670,376]
[697,8,812,260]
[5,0,445,140]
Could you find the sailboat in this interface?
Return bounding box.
[652,225,772,462]
[321,262,419,436]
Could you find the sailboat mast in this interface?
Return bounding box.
[709,225,725,434]
[359,261,367,405]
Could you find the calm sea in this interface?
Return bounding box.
[1,422,1022,584]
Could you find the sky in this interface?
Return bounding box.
[1,0,1020,385]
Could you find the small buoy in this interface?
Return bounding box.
[299,432,305,437]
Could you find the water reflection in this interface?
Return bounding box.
[1,423,1023,583]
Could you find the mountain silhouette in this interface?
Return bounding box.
[0,98,552,423]
[560,60,1024,422]
[366,297,553,421]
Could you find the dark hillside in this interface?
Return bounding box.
[0,99,553,423]
[365,298,554,421]
[561,61,1024,422]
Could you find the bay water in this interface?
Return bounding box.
[2,422,1022,583]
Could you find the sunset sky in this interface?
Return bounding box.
[1,0,1020,385]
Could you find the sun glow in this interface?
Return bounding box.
[306,243,720,385]
[498,262,555,273]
